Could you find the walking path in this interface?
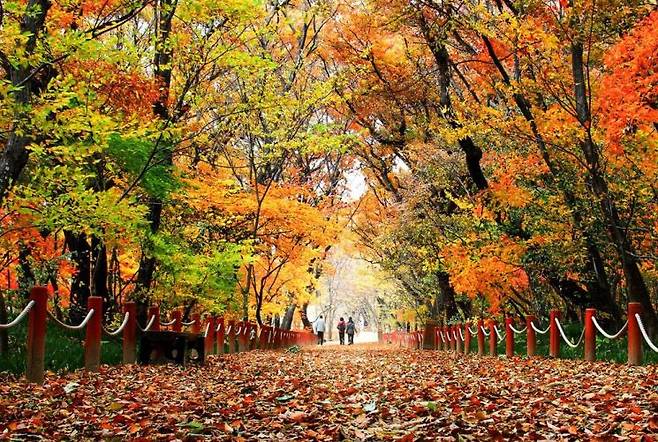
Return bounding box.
[1,345,657,440]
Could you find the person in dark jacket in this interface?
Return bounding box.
[346,317,356,345]
[337,317,346,345]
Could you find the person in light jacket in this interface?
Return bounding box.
[314,315,326,345]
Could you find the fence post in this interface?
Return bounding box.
[172,309,182,333]
[526,314,536,357]
[456,324,463,353]
[123,301,137,364]
[489,320,497,356]
[191,313,201,334]
[148,305,161,331]
[464,323,471,355]
[549,310,560,358]
[505,317,514,357]
[227,320,236,352]
[216,317,225,354]
[84,296,103,372]
[584,308,596,362]
[26,286,48,384]
[204,316,215,359]
[628,302,642,366]
[477,319,485,355]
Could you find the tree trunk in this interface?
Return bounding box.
[64,231,92,323]
[570,41,656,330]
[281,305,296,330]
[134,0,176,316]
[0,289,8,355]
[0,0,52,204]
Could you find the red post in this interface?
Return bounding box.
[464,324,471,355]
[123,301,137,364]
[489,320,497,356]
[216,317,225,354]
[26,286,48,384]
[505,317,514,358]
[549,310,560,358]
[423,321,437,350]
[584,308,596,362]
[477,319,485,356]
[628,302,642,366]
[227,320,236,353]
[526,314,536,357]
[191,313,201,334]
[172,309,182,332]
[450,326,456,351]
[148,305,161,331]
[456,324,463,353]
[204,316,215,359]
[84,296,103,372]
[258,325,268,349]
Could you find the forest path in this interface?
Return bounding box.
[1,345,658,440]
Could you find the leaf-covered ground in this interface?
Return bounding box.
[2,344,658,440]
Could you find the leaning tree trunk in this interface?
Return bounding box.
[281,305,296,330]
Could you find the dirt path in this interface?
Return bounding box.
[1,345,658,440]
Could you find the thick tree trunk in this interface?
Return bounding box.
[571,41,656,330]
[0,289,8,355]
[64,231,92,323]
[281,305,296,330]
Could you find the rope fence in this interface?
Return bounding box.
[381,303,654,366]
[2,286,315,384]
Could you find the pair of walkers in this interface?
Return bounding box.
[337,317,356,345]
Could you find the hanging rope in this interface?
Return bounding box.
[181,320,196,327]
[468,326,477,335]
[0,301,35,329]
[480,326,490,337]
[439,331,445,343]
[48,309,95,331]
[160,318,176,326]
[554,318,585,348]
[509,324,527,334]
[494,325,505,342]
[102,312,130,336]
[215,322,222,333]
[453,330,458,341]
[591,317,627,339]
[226,325,233,335]
[138,315,156,332]
[459,328,465,341]
[530,321,550,334]
[635,314,658,353]
[203,322,210,338]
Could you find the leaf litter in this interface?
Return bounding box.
[1,344,658,440]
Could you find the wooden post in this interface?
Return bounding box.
[84,296,103,372]
[526,314,536,357]
[464,324,471,355]
[505,317,514,358]
[123,301,137,364]
[549,310,560,358]
[172,309,182,333]
[148,305,161,331]
[26,286,48,384]
[489,320,497,356]
[584,308,596,362]
[456,324,463,353]
[204,316,215,359]
[227,320,236,353]
[477,319,485,355]
[191,313,201,334]
[628,302,642,366]
[216,317,225,354]
[423,320,437,350]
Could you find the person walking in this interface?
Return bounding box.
[337,317,346,345]
[314,315,326,345]
[346,317,356,345]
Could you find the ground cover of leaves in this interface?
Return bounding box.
[2,345,658,441]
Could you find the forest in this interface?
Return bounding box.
[1,0,657,345]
